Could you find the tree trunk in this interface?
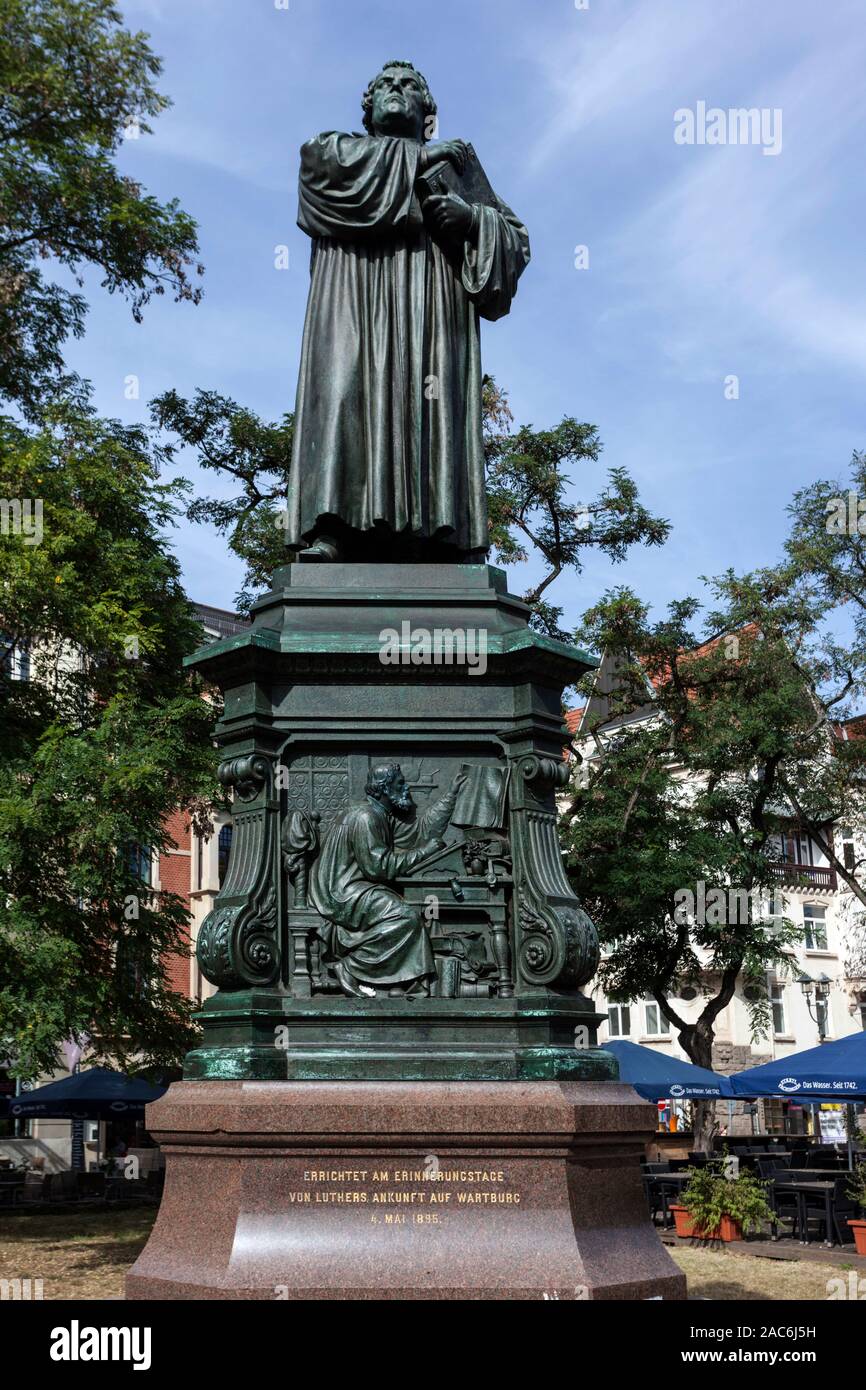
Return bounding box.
[677,1025,721,1155]
[690,1099,719,1155]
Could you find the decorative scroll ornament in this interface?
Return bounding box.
[218,754,270,802]
[510,755,599,991]
[196,754,280,991]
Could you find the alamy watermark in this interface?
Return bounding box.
[674,882,783,927]
[1,1277,43,1300]
[674,101,782,157]
[0,497,43,545]
[379,621,488,676]
[826,493,866,535]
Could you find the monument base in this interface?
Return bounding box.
[126,1079,686,1300]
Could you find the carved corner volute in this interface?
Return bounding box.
[196,752,281,992]
[509,753,599,992]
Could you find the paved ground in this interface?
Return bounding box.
[1,1206,862,1300]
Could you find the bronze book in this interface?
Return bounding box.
[415,143,499,210]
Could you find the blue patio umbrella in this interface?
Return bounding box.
[730,1032,866,1167]
[729,1032,866,1101]
[8,1066,166,1121]
[606,1039,735,1101]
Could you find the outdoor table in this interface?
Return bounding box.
[0,1176,25,1206]
[771,1178,841,1247]
[784,1168,846,1180]
[647,1171,692,1228]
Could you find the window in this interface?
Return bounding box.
[116,937,153,998]
[770,982,786,1035]
[0,636,29,681]
[643,999,666,1036]
[218,824,233,886]
[607,1003,631,1037]
[780,831,812,866]
[803,903,828,951]
[840,827,856,873]
[196,834,203,891]
[126,843,152,888]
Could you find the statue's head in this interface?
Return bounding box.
[366,762,415,815]
[362,60,436,143]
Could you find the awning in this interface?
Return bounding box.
[606,1039,735,1101]
[7,1067,167,1120]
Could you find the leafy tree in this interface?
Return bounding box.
[0,402,220,1078]
[151,388,294,615]
[483,406,669,639]
[565,592,815,1148]
[564,445,866,1147]
[0,0,203,417]
[152,378,670,628]
[771,449,866,950]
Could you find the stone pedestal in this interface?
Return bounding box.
[126,1079,686,1301]
[129,560,687,1300]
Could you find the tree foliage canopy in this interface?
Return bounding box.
[154,377,670,632]
[0,405,219,1078]
[0,0,202,416]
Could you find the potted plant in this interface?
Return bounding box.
[672,1166,772,1242]
[846,1163,866,1255]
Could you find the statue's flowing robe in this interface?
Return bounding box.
[286,132,530,553]
[309,791,453,986]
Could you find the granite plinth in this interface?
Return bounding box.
[126,1079,686,1301]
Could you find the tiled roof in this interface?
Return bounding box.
[564,706,585,734]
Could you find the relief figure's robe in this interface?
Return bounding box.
[309,789,455,987]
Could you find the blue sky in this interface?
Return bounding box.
[67,0,866,632]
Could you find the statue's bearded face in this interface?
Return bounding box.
[383,771,415,816]
[369,66,427,140]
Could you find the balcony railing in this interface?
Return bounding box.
[767,861,837,891]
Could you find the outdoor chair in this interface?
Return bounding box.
[642,1161,672,1173]
[642,1175,663,1225]
[801,1176,858,1245]
[76,1172,106,1202]
[18,1173,51,1204]
[757,1158,785,1180]
[768,1176,800,1239]
[807,1148,841,1170]
[830,1179,860,1246]
[49,1171,78,1202]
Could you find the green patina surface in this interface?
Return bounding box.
[184,626,597,671]
[184,992,621,1083]
[184,1045,619,1083]
[183,562,608,1084]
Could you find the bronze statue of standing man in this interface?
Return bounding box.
[286,60,530,564]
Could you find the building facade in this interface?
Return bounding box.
[566,651,866,1136]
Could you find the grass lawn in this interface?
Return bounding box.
[670,1245,855,1300]
[0,1206,854,1300]
[0,1206,154,1301]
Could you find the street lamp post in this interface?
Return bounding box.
[798,971,831,1041]
[798,972,832,1144]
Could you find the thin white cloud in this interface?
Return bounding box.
[525,0,730,169]
[615,37,866,377]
